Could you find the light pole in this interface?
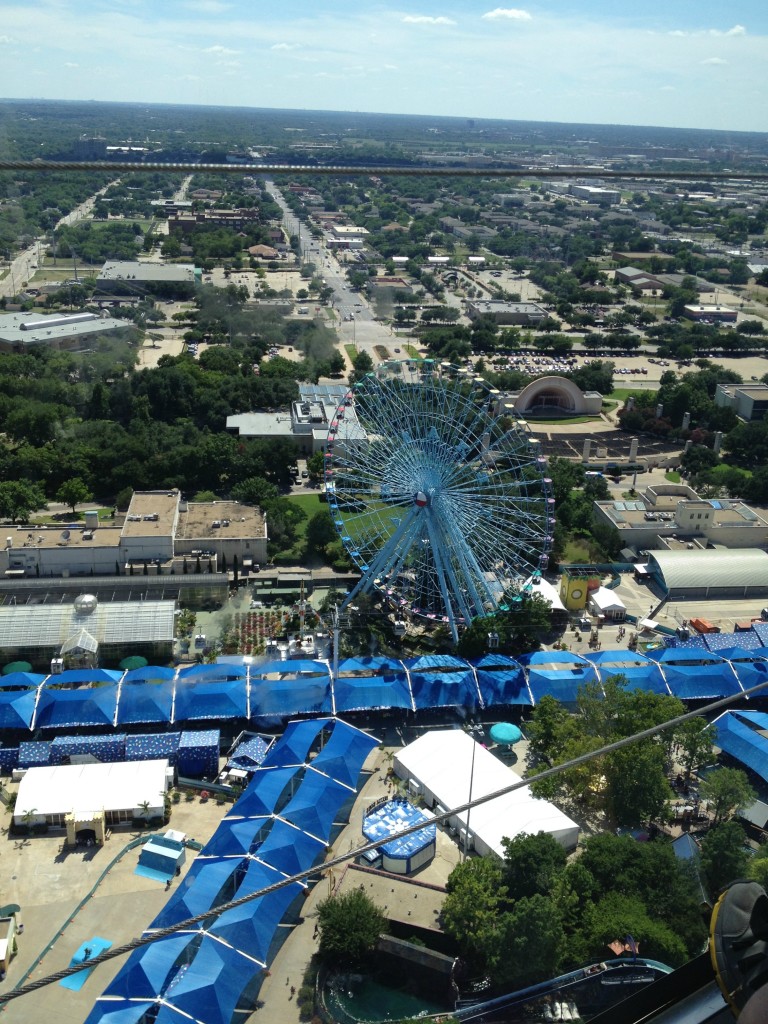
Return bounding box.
[462,736,476,862]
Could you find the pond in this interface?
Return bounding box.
[325,970,450,1024]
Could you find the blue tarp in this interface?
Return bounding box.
[173,680,247,722]
[0,688,37,730]
[178,664,247,682]
[203,818,271,858]
[49,669,121,685]
[713,712,768,784]
[0,671,44,688]
[84,999,155,1024]
[407,665,480,710]
[123,666,176,683]
[227,766,301,819]
[732,660,768,694]
[310,725,379,789]
[207,887,299,965]
[116,680,175,725]
[227,734,271,771]
[473,654,530,706]
[33,685,117,730]
[279,769,353,841]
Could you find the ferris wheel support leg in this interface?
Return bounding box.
[340,508,419,613]
[421,511,461,644]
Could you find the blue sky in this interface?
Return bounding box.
[1,1,766,131]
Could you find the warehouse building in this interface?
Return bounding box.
[645,548,768,600]
[0,311,132,353]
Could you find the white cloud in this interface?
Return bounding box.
[702,56,728,65]
[402,15,456,26]
[64,62,79,68]
[203,44,240,55]
[725,25,746,36]
[0,34,16,43]
[271,42,300,51]
[482,8,532,21]
[180,0,231,12]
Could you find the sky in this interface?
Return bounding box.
[1,1,767,133]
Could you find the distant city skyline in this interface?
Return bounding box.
[1,1,766,133]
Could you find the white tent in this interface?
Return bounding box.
[393,730,579,855]
[523,575,566,613]
[588,587,626,619]
[14,759,170,827]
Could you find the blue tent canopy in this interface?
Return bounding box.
[116,681,175,725]
[706,631,763,652]
[49,668,121,685]
[123,666,176,683]
[331,671,413,713]
[150,857,244,929]
[103,934,197,1001]
[256,819,326,877]
[208,889,299,966]
[713,712,768,784]
[84,999,155,1024]
[227,734,271,770]
[663,663,742,700]
[519,651,598,703]
[33,685,117,730]
[203,818,270,858]
[227,766,300,819]
[0,688,37,730]
[279,769,353,841]
[646,648,726,665]
[157,939,254,1024]
[407,662,480,710]
[473,654,530,706]
[260,720,327,768]
[178,664,247,682]
[732,659,768,693]
[250,675,329,718]
[0,671,44,688]
[310,725,379,789]
[584,650,669,694]
[173,680,247,723]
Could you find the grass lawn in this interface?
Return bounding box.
[610,387,652,401]
[665,470,681,483]
[562,538,593,563]
[344,344,357,363]
[530,415,602,425]
[403,344,422,359]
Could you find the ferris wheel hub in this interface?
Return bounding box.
[413,490,429,508]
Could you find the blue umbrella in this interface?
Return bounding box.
[490,722,522,746]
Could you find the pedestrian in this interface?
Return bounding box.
[290,985,296,999]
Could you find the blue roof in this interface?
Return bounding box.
[520,651,598,702]
[362,798,436,860]
[101,933,197,1001]
[157,938,254,1024]
[178,664,247,681]
[207,885,299,965]
[123,666,176,683]
[407,662,480,710]
[50,668,121,684]
[84,999,155,1024]
[255,818,326,876]
[150,856,244,929]
[250,674,329,718]
[332,666,413,713]
[227,734,271,771]
[584,651,669,694]
[0,671,45,688]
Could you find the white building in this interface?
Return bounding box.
[393,730,580,855]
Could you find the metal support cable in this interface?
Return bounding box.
[3,678,767,1006]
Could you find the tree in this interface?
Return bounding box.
[700,767,756,825]
[56,476,93,515]
[489,895,566,989]
[673,717,716,779]
[443,856,506,969]
[305,510,337,557]
[0,481,47,523]
[501,831,567,903]
[316,888,388,965]
[700,821,750,898]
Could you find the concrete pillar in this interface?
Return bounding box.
[629,437,639,461]
[582,438,591,461]
[681,411,691,430]
[713,431,724,454]
[684,439,692,452]
[656,404,664,419]
[626,396,635,411]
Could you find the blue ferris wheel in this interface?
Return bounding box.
[324,361,555,642]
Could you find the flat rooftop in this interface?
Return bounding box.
[123,491,179,539]
[97,261,198,284]
[9,523,122,551]
[15,759,169,819]
[0,311,131,345]
[362,798,436,860]
[334,863,446,933]
[176,501,266,541]
[600,498,768,530]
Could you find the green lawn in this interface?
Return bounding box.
[610,387,651,401]
[562,539,593,563]
[664,470,681,483]
[344,344,357,363]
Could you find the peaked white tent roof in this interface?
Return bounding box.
[393,730,579,855]
[588,587,626,613]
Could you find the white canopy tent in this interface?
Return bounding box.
[588,587,626,620]
[393,730,579,855]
